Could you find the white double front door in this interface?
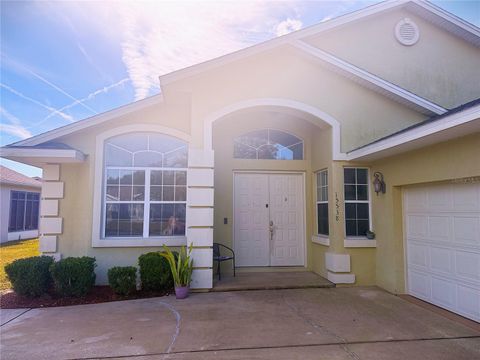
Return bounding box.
[234,173,305,267]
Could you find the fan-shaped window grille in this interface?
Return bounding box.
[103,132,187,238]
[234,129,303,160]
[395,18,419,46]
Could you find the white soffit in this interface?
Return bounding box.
[347,104,480,161]
[0,148,86,166]
[407,0,480,47]
[291,40,446,116]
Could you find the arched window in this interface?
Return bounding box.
[233,129,303,160]
[103,132,187,238]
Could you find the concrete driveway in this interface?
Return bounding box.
[1,287,479,359]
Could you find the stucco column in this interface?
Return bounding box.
[39,164,63,261]
[186,147,215,289]
[324,161,355,284]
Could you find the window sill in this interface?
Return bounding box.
[344,239,377,248]
[312,235,330,246]
[92,236,187,248]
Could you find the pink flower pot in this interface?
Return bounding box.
[175,286,189,299]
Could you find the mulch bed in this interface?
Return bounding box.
[0,286,173,309]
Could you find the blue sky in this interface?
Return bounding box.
[1,1,479,177]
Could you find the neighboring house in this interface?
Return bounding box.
[1,0,479,320]
[0,166,41,243]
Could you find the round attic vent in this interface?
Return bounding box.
[395,18,419,46]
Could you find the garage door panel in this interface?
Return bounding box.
[405,187,428,212]
[453,216,480,245]
[457,284,480,320]
[453,183,480,211]
[405,182,480,322]
[428,216,451,241]
[408,270,431,300]
[407,242,429,269]
[455,250,480,281]
[431,276,456,309]
[406,215,428,238]
[430,246,454,274]
[427,186,453,211]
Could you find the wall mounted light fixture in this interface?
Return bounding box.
[373,172,386,195]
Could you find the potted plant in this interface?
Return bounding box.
[366,230,376,239]
[160,244,194,299]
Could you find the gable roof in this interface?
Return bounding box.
[346,97,480,160]
[158,0,480,88]
[0,166,42,188]
[3,0,479,150]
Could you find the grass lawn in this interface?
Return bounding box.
[0,239,39,291]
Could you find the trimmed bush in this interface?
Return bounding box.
[138,252,175,291]
[5,256,53,297]
[108,266,137,295]
[50,257,96,297]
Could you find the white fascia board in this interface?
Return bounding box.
[346,104,480,160]
[0,148,86,164]
[409,0,480,47]
[292,40,447,116]
[158,0,480,89]
[158,0,411,87]
[9,94,163,147]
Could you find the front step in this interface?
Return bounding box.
[211,271,335,292]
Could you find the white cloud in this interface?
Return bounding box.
[57,2,296,101]
[42,78,129,123]
[0,107,32,139]
[0,83,74,122]
[275,18,303,37]
[0,123,32,139]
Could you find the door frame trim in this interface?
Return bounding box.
[232,170,307,268]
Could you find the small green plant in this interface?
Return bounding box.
[50,257,96,297]
[108,266,137,296]
[160,244,193,287]
[138,252,174,291]
[5,256,53,297]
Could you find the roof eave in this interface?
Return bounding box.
[346,103,480,161]
[0,148,86,167]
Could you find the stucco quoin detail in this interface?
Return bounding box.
[187,147,214,289]
[203,98,346,160]
[39,163,63,255]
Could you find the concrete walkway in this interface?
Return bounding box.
[212,271,334,291]
[1,287,479,359]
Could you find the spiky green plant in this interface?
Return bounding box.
[160,244,193,287]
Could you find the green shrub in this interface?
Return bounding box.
[138,252,175,291]
[5,256,53,297]
[50,257,96,297]
[108,266,137,295]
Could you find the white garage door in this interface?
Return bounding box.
[404,182,480,322]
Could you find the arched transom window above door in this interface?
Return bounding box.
[233,129,304,160]
[103,132,188,239]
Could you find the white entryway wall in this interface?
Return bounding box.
[233,173,305,267]
[404,182,480,322]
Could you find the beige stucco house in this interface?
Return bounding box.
[1,0,479,321]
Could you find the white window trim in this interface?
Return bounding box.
[344,239,377,248]
[315,169,329,238]
[312,235,330,246]
[343,167,372,239]
[91,124,191,248]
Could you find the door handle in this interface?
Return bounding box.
[269,220,274,241]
